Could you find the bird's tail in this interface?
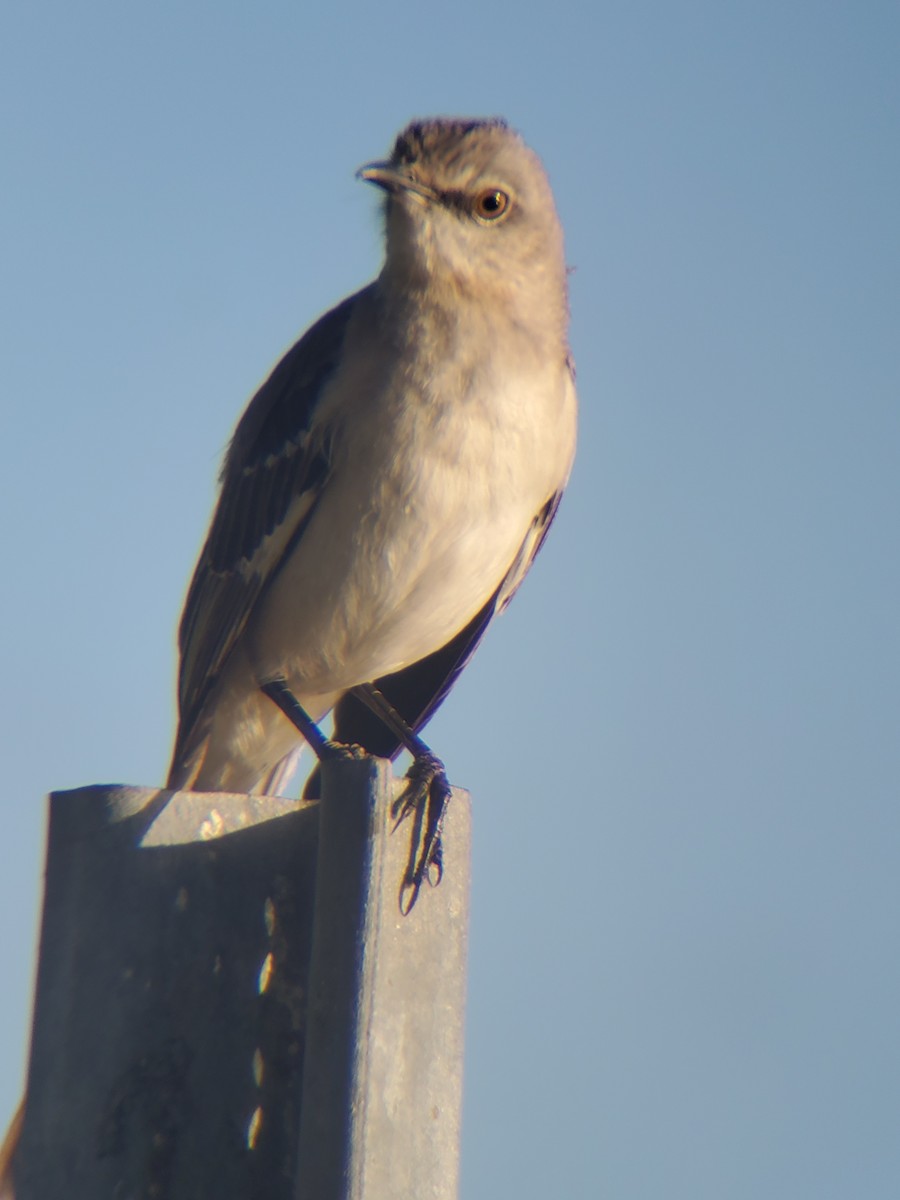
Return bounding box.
[166,739,305,797]
[258,746,305,797]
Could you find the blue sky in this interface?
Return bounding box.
[2,2,899,1196]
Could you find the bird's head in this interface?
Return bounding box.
[358,117,567,323]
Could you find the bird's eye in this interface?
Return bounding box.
[472,188,511,221]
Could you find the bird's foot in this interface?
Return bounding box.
[393,751,451,913]
[318,739,368,762]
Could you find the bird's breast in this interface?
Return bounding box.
[247,325,575,695]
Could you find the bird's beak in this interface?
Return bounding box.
[357,161,436,202]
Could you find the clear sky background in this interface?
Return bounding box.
[2,2,898,1196]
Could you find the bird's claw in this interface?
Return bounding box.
[394,751,451,912]
[320,739,368,762]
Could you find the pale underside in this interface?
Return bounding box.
[179,342,576,794]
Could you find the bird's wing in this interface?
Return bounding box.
[322,486,566,767]
[172,291,362,769]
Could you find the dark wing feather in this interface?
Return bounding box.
[173,291,362,765]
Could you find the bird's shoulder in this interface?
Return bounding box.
[222,286,372,481]
[199,286,377,574]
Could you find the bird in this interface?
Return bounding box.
[0,117,579,1198]
[165,117,577,874]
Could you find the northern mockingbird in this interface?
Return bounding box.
[0,117,578,1198]
[166,117,577,880]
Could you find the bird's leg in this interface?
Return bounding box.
[262,677,448,910]
[351,683,450,909]
[260,679,364,761]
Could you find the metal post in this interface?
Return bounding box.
[12,760,470,1200]
[297,757,470,1200]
